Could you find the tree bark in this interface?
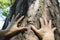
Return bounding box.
[1,0,60,40]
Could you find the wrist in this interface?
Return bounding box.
[42,33,55,40]
[4,29,11,36]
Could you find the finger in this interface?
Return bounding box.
[17,27,28,31]
[43,16,48,25]
[38,29,44,37]
[14,13,20,21]
[52,27,56,32]
[11,15,15,22]
[49,20,52,28]
[30,25,43,37]
[6,21,13,30]
[30,25,39,32]
[40,18,44,27]
[15,16,24,24]
[9,21,11,24]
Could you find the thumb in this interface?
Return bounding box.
[17,27,28,31]
[52,27,56,32]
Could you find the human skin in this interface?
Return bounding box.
[30,16,56,40]
[0,14,56,40]
[0,15,27,37]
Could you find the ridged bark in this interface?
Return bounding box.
[1,0,60,40]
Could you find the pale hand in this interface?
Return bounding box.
[0,15,27,37]
[30,17,56,40]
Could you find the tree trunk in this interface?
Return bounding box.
[1,0,60,40]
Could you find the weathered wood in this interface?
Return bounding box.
[1,0,60,40]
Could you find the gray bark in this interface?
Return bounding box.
[1,0,60,40]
